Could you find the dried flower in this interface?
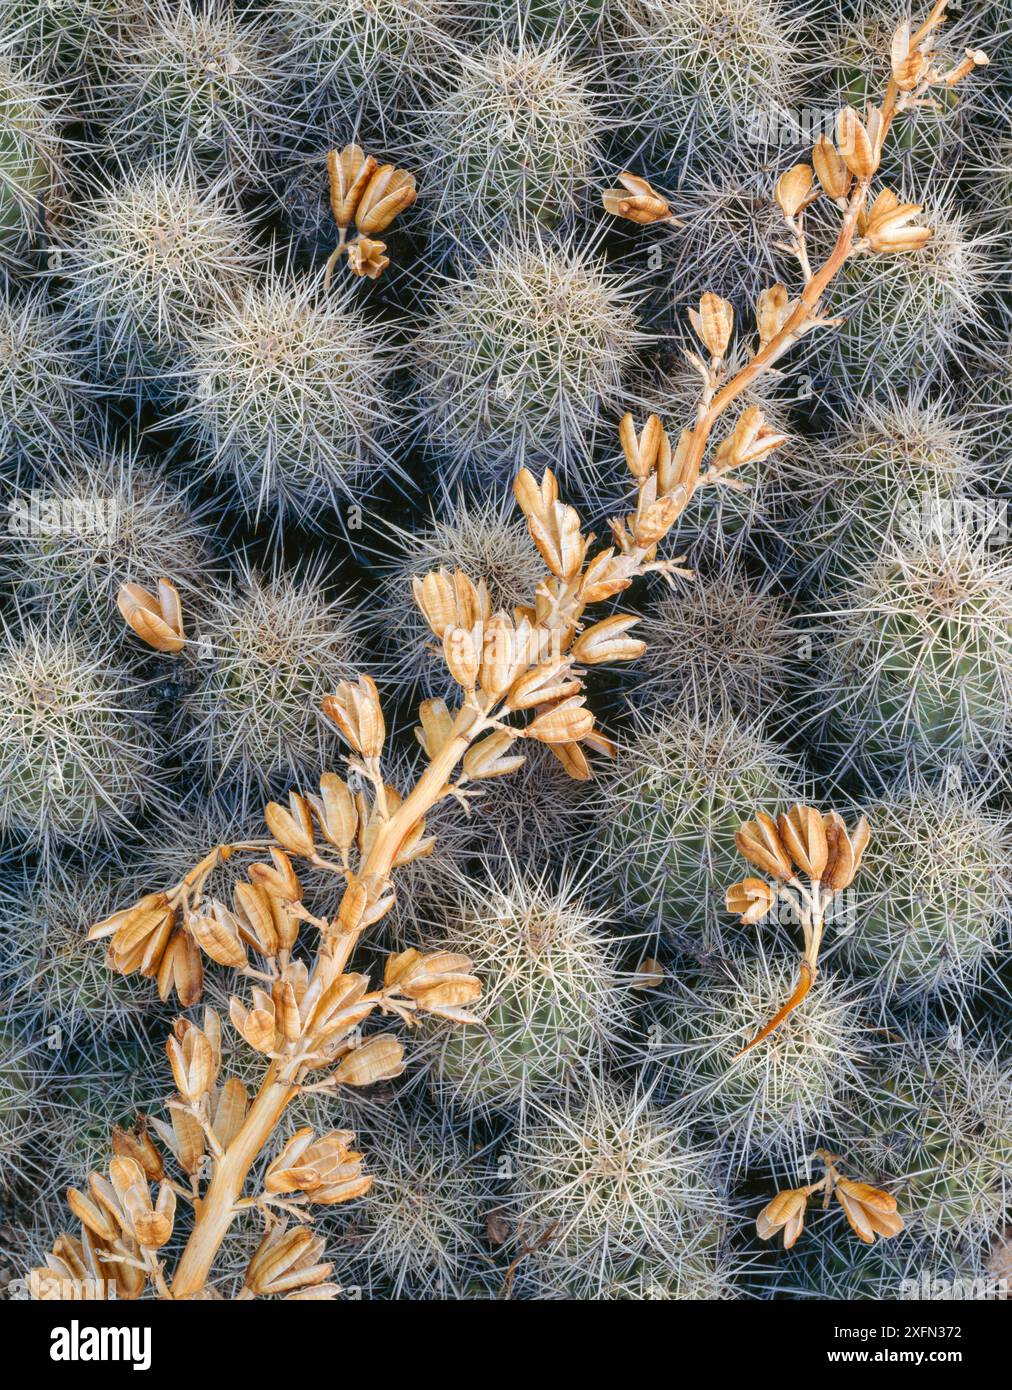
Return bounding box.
[689,292,734,360]
[714,405,787,472]
[327,145,377,228]
[601,171,673,225]
[812,134,852,200]
[777,804,829,880]
[835,1177,905,1244]
[756,283,791,345]
[243,1225,334,1298]
[822,812,870,893]
[116,579,185,653]
[725,877,776,925]
[756,1186,811,1249]
[265,1128,372,1205]
[775,164,814,219]
[860,189,932,253]
[324,145,415,284]
[735,811,793,880]
[385,947,482,1023]
[836,106,879,180]
[321,675,385,760]
[354,164,417,235]
[345,234,389,279]
[570,614,646,664]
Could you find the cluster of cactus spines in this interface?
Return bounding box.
[467,1,612,48]
[971,343,1012,479]
[175,562,360,800]
[276,0,455,135]
[451,742,596,866]
[0,1025,47,1195]
[84,0,299,193]
[0,288,93,468]
[762,1227,983,1300]
[651,945,872,1169]
[844,780,1012,1011]
[2,0,1009,1307]
[59,164,259,389]
[324,1101,495,1300]
[826,183,995,396]
[660,156,789,308]
[0,618,164,851]
[413,233,645,488]
[607,0,812,162]
[814,530,1012,784]
[599,711,805,948]
[632,566,801,722]
[420,862,632,1115]
[2,438,221,626]
[846,1036,1012,1250]
[0,0,143,83]
[0,53,62,270]
[0,863,154,1044]
[797,387,985,586]
[422,36,603,252]
[508,1081,732,1299]
[175,271,395,527]
[374,494,545,697]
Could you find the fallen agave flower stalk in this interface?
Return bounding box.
[31,0,989,1301]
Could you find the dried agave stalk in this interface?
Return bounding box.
[34,1,987,1301]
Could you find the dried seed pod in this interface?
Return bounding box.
[326,145,377,228]
[774,164,813,218]
[603,171,672,225]
[812,134,852,200]
[837,106,878,179]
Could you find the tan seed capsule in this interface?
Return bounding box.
[775,163,814,218]
[837,107,878,180]
[812,134,852,200]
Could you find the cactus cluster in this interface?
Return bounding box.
[1,0,1009,1311]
